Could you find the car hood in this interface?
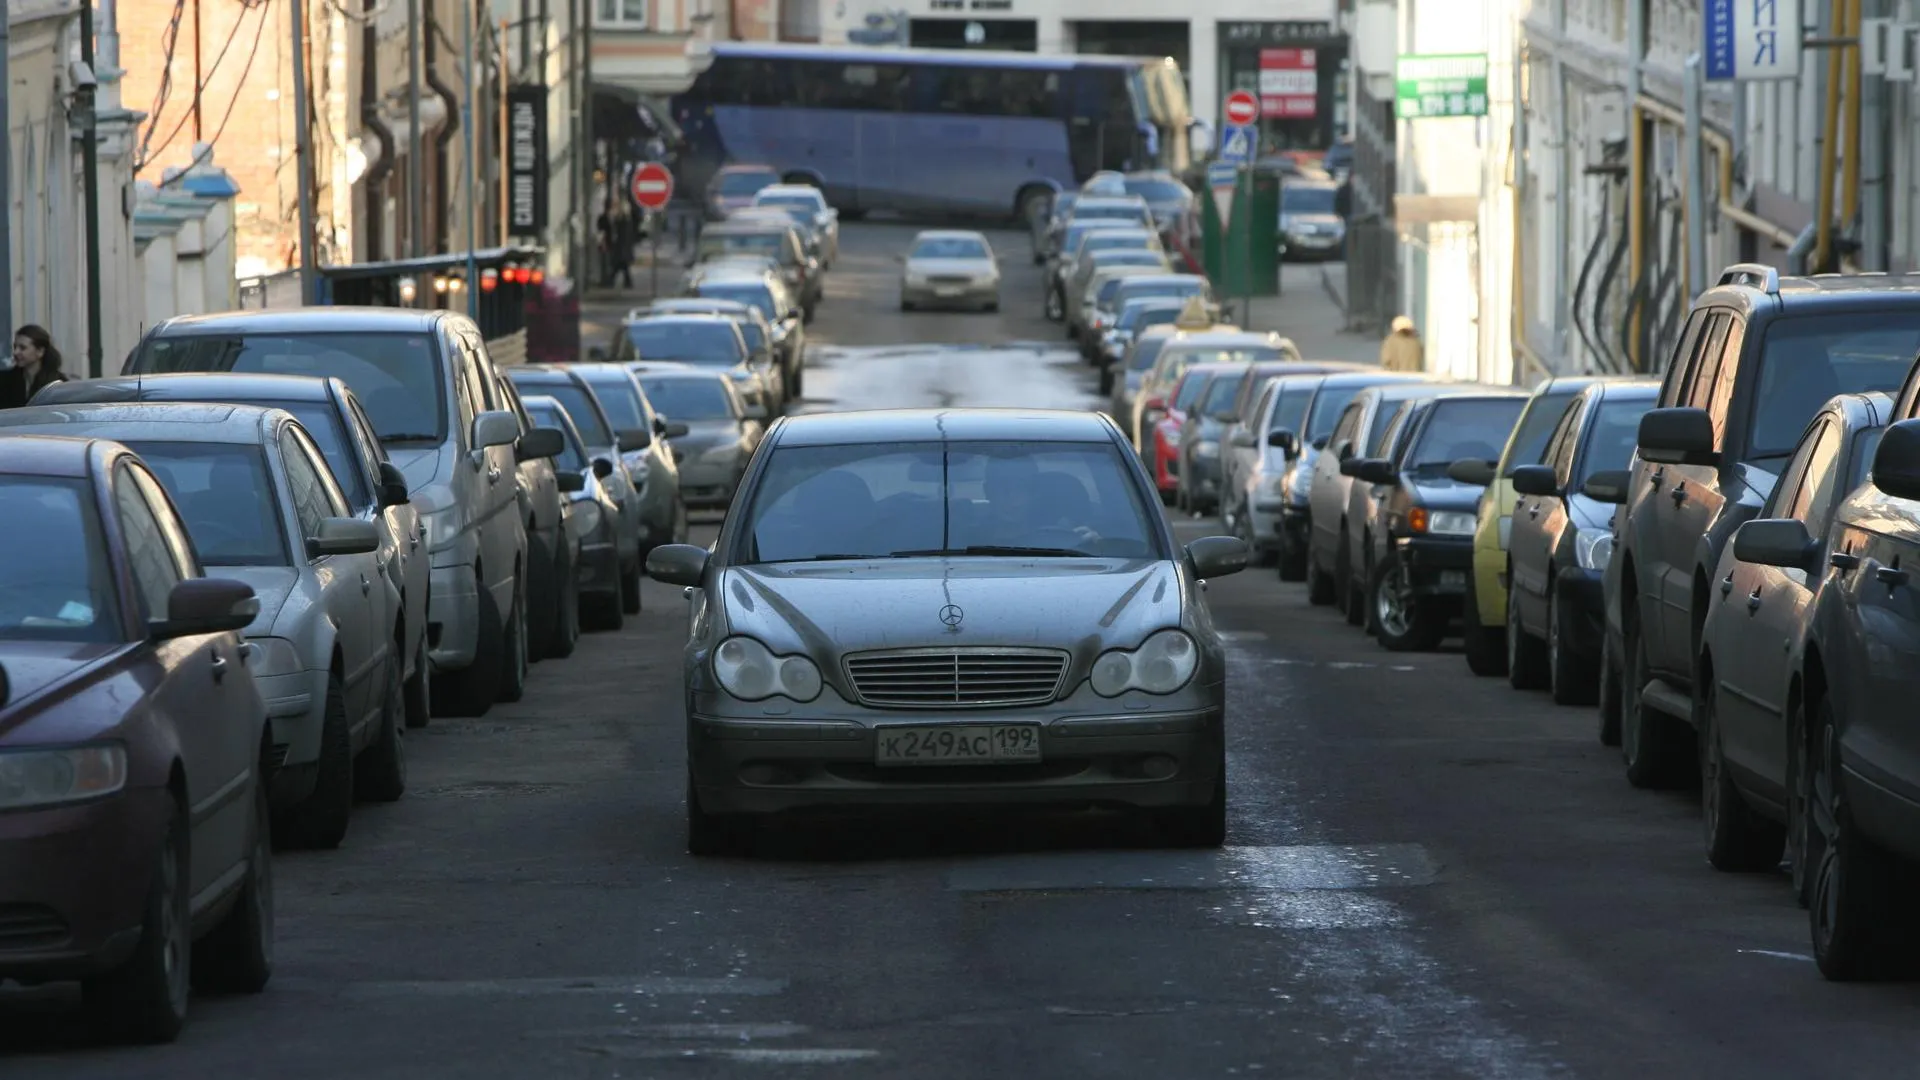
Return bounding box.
[906,258,996,277]
[1408,475,1484,513]
[719,558,1182,656]
[203,566,300,636]
[1281,213,1344,230]
[0,640,129,722]
[672,418,742,451]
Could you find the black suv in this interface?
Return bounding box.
[1603,264,1920,786]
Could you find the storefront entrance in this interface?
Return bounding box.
[909,17,1038,50]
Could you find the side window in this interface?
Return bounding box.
[1330,401,1363,456]
[346,398,389,466]
[1547,399,1585,486]
[1765,418,1827,517]
[460,335,497,411]
[1789,420,1845,532]
[497,376,534,433]
[1248,382,1277,428]
[114,464,185,619]
[1684,314,1731,410]
[1707,319,1745,441]
[448,353,478,432]
[1660,309,1713,405]
[130,465,201,577]
[281,429,343,544]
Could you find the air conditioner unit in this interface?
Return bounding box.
[1583,91,1626,169]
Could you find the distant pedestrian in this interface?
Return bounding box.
[0,325,70,407]
[599,203,636,288]
[1380,315,1424,373]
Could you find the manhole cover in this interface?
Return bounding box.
[417,781,572,799]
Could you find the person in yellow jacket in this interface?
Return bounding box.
[1379,315,1424,372]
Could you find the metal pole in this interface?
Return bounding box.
[580,0,594,286]
[649,224,659,298]
[462,0,479,319]
[1241,165,1252,326]
[1683,53,1708,301]
[499,18,509,246]
[0,12,11,345]
[1861,0,1887,269]
[290,0,320,305]
[192,0,204,140]
[79,0,105,376]
[408,0,424,259]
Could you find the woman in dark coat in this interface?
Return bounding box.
[1,324,70,407]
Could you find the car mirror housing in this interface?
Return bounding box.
[1186,535,1250,578]
[1509,463,1559,497]
[646,543,710,586]
[1267,428,1298,455]
[616,428,653,453]
[308,517,382,558]
[665,421,691,439]
[1732,517,1817,570]
[1870,418,1920,501]
[1352,458,1396,485]
[556,471,588,493]
[1637,407,1718,466]
[1582,469,1631,504]
[376,461,411,508]
[1447,458,1497,486]
[149,578,259,639]
[471,410,520,451]
[518,426,565,461]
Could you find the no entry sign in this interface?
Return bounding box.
[1223,90,1260,127]
[629,162,674,210]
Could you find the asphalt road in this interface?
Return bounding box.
[6,221,1919,1078]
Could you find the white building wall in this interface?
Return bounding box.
[1400,0,1488,382]
[6,1,83,351]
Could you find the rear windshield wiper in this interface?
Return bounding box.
[890,546,1086,557]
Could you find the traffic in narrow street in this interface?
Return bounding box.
[6,218,1917,1079]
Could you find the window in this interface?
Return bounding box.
[1172,372,1211,413]
[739,441,1162,563]
[1309,384,1367,442]
[130,465,201,577]
[620,320,747,366]
[1282,186,1338,214]
[696,281,779,320]
[1269,384,1317,434]
[1329,401,1363,454]
[640,376,736,421]
[115,466,184,620]
[595,0,647,26]
[1501,389,1580,476]
[525,403,588,472]
[713,59,793,107]
[1128,335,1170,372]
[282,430,345,547]
[1378,404,1415,463]
[1201,373,1244,417]
[126,441,289,566]
[1789,420,1846,535]
[797,61,911,111]
[1576,394,1655,483]
[0,477,118,642]
[268,400,370,512]
[1365,394,1410,453]
[1660,309,1713,406]
[1544,399,1583,488]
[911,236,991,260]
[1745,312,1920,459]
[457,334,496,413]
[581,374,651,432]
[513,377,613,447]
[1405,398,1529,471]
[1247,381,1278,429]
[1707,319,1743,442]
[1684,315,1731,411]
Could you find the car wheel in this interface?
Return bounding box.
[1360,553,1383,634]
[1596,632,1624,747]
[1547,584,1598,705]
[84,794,191,1043]
[432,575,503,718]
[1808,697,1916,980]
[686,770,751,857]
[497,575,530,704]
[1370,551,1444,652]
[1620,607,1691,789]
[1460,573,1507,676]
[1700,675,1786,872]
[1506,581,1549,690]
[403,612,431,729]
[621,558,644,615]
[276,674,354,850]
[525,534,558,663]
[191,771,274,995]
[547,544,581,660]
[355,647,408,804]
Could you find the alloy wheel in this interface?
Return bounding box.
[1375,561,1415,639]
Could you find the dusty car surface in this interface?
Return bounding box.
[643,408,1250,856]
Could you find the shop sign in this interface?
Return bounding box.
[1703,0,1801,80]
[1393,53,1489,119]
[1220,21,1332,45]
[507,85,548,234]
[1259,48,1317,118]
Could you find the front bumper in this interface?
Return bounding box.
[677,458,739,508]
[690,706,1224,816]
[903,283,997,308]
[1393,535,1475,600]
[252,667,331,807]
[0,787,170,981]
[427,562,481,671]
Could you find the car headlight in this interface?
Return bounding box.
[422,507,460,551]
[575,500,603,535]
[1411,509,1478,537]
[1574,527,1614,571]
[244,636,303,678]
[711,636,823,702]
[1089,629,1199,697]
[1195,440,1219,458]
[0,744,128,811]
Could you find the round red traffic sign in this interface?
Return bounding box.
[629,162,674,210]
[1223,90,1260,127]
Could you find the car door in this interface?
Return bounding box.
[1310,399,1365,561]
[453,331,521,615]
[1625,309,1712,664]
[282,423,386,740]
[1228,379,1278,503]
[498,374,561,560]
[1654,311,1735,668]
[1514,400,1584,636]
[117,461,255,896]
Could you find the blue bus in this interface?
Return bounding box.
[670,43,1194,221]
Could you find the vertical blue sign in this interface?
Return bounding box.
[1704,0,1736,80]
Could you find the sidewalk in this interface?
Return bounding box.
[1241,261,1379,366]
[577,238,690,356]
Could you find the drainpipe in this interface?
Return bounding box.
[426,0,462,252]
[362,0,396,260]
[1787,221,1818,274]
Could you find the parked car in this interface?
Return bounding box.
[691,219,819,320]
[1603,266,1920,788]
[750,183,840,265]
[1096,275,1217,362]
[680,273,808,398]
[703,163,781,220]
[1147,362,1239,506]
[1345,391,1530,649]
[724,206,829,266]
[125,308,553,719]
[1224,374,1332,563]
[1276,179,1346,261]
[1501,379,1659,703]
[1177,359,1331,516]
[1039,194,1151,267]
[569,362,694,550]
[34,372,434,727]
[1073,264,1168,353]
[1097,296,1190,394]
[485,373,574,663]
[0,434,271,1042]
[520,394,624,635]
[899,230,1002,313]
[1131,329,1297,458]
[1217,359,1364,510]
[1059,226,1165,328]
[1031,191,1076,262]
[1123,170,1195,232]
[635,368,766,510]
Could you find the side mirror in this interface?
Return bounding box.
[376,461,411,508]
[1338,456,1365,477]
[1637,407,1718,466]
[1334,439,1354,462]
[149,577,259,639]
[308,516,381,558]
[1509,463,1560,497]
[616,428,653,453]
[1143,396,1166,411]
[587,345,610,363]
[1447,458,1497,486]
[1582,469,1631,504]
[1352,458,1396,485]
[556,471,588,493]
[592,457,615,479]
[663,421,690,438]
[1870,418,1920,500]
[1229,428,1257,448]
[1732,517,1817,569]
[518,426,565,461]
[646,542,710,586]
[471,410,520,451]
[1267,429,1299,456]
[1186,535,1251,578]
[744,403,769,420]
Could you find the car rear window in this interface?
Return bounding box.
[577,374,650,431]
[641,377,735,421]
[1746,314,1920,459]
[1406,399,1529,472]
[696,281,777,320]
[621,320,746,367]
[0,478,117,642]
[514,379,611,446]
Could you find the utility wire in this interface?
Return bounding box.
[135,0,191,168]
[139,0,268,170]
[157,0,274,187]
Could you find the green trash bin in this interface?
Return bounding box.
[1200,166,1282,301]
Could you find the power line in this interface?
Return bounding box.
[134,0,191,168]
[157,0,274,187]
[139,0,267,169]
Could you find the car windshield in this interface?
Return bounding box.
[1270,384,1318,432]
[740,441,1161,563]
[1283,187,1338,214]
[1307,383,1369,441]
[1168,347,1275,368]
[578,375,649,431]
[1085,234,1153,257]
[1202,374,1244,415]
[622,320,744,367]
[127,441,289,566]
[696,281,777,320]
[1116,281,1203,308]
[1173,373,1211,412]
[1406,399,1528,472]
[718,171,776,195]
[700,232,789,262]
[1747,315,1920,459]
[912,237,989,260]
[130,332,446,446]
[640,377,734,421]
[1578,395,1656,483]
[0,478,118,642]
[516,380,612,446]
[1503,390,1581,475]
[1130,336,1171,372]
[1125,177,1189,203]
[524,404,587,472]
[1099,252,1166,270]
[1119,305,1178,332]
[265,400,371,512]
[758,192,820,210]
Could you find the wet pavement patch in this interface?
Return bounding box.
[944,844,1437,892]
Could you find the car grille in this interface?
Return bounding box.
[0,903,71,952]
[843,648,1069,709]
[928,275,975,286]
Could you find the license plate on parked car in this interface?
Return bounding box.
[874,725,1041,766]
[935,286,964,297]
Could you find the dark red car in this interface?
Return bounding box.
[0,434,272,1043]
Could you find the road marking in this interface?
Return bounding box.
[1737,949,1815,962]
[281,975,788,998]
[946,844,1437,892]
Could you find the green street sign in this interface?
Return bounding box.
[1394,54,1490,119]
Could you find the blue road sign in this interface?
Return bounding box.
[1207,161,1239,229]
[1219,124,1258,165]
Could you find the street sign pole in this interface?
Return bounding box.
[1242,165,1253,327]
[629,162,675,298]
[1216,90,1261,320]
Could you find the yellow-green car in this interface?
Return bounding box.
[1460,376,1612,676]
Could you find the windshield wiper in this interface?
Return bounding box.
[890,546,1086,557]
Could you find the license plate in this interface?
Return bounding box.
[1439,570,1467,588]
[874,725,1041,766]
[935,286,964,297]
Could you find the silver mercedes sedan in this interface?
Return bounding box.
[897,230,1001,312]
[644,408,1251,855]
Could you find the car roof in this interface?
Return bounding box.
[771,408,1117,447]
[622,312,737,327]
[634,367,730,383]
[704,220,795,235]
[0,401,282,442]
[1164,330,1287,348]
[507,365,588,383]
[1589,378,1661,402]
[0,433,106,478]
[149,306,446,335]
[1364,381,1502,402]
[565,363,639,381]
[1315,370,1432,389]
[642,299,752,314]
[1118,274,1206,288]
[35,372,341,406]
[1178,362,1247,383]
[757,185,822,198]
[913,229,990,241]
[1123,295,1190,309]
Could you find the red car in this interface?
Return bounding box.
[0,435,272,1043]
[1151,369,1214,503]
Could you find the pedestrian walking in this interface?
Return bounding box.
[1,325,70,407]
[1380,315,1424,373]
[598,203,636,288]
